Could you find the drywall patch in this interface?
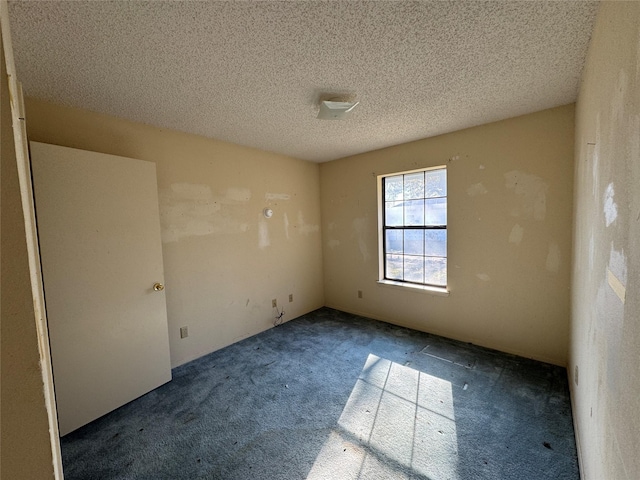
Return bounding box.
[476,273,490,282]
[603,183,618,227]
[595,278,625,397]
[327,239,340,249]
[265,192,290,201]
[610,69,628,128]
[632,114,640,171]
[169,182,213,200]
[607,247,627,300]
[504,170,549,220]
[509,224,524,244]
[258,218,270,249]
[159,183,251,243]
[588,233,595,271]
[592,116,601,197]
[467,182,488,196]
[352,217,370,262]
[283,212,290,240]
[607,269,626,303]
[297,211,320,235]
[585,142,595,175]
[226,187,251,202]
[637,34,640,79]
[546,242,560,273]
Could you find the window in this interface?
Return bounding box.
[380,167,447,288]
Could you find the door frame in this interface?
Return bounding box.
[1,2,64,477]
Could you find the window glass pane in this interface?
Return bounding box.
[385,230,403,254]
[424,230,447,257]
[426,169,447,197]
[425,257,447,286]
[404,230,423,255]
[385,201,403,226]
[386,254,403,280]
[385,175,403,202]
[425,198,446,226]
[404,200,424,226]
[403,172,424,200]
[404,255,424,283]
[382,167,447,288]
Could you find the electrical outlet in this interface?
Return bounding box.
[358,290,363,299]
[272,298,277,308]
[289,294,293,303]
[180,326,189,339]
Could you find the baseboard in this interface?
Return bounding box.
[323,303,567,367]
[568,380,586,480]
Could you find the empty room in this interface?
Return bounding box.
[1,1,638,479]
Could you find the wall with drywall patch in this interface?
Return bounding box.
[570,2,640,479]
[320,105,574,365]
[24,98,324,368]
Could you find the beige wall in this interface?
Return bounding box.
[570,2,640,479]
[1,33,55,479]
[8,4,640,477]
[25,98,324,368]
[320,105,574,365]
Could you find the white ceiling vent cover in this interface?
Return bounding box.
[317,100,360,120]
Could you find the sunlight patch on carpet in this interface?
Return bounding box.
[307,354,460,479]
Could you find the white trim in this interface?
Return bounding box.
[376,165,448,290]
[377,173,385,279]
[377,279,450,296]
[568,375,585,480]
[1,3,64,478]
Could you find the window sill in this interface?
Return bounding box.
[376,280,450,296]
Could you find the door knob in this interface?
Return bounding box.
[153,282,165,291]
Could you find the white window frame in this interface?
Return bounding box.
[377,166,449,296]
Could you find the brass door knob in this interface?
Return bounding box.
[153,282,165,292]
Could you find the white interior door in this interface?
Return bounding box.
[30,141,172,436]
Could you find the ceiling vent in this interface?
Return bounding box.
[317,98,359,120]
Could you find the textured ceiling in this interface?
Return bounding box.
[8,1,599,163]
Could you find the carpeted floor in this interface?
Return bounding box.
[61,308,579,479]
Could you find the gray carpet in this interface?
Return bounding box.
[61,308,579,479]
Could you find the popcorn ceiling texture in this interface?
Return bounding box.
[8,1,598,162]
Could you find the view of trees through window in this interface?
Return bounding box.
[383,168,447,287]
